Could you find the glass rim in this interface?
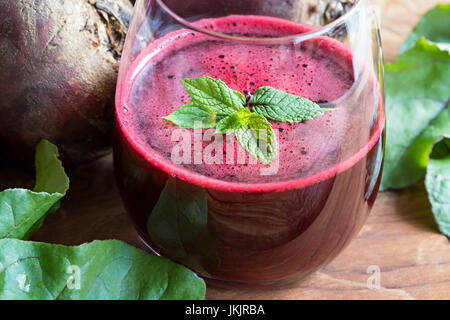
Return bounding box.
[156,0,363,44]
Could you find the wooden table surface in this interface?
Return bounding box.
[2,0,449,300]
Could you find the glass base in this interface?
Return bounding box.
[135,222,322,290]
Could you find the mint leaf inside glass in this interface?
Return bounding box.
[249,86,330,123]
[163,101,221,129]
[181,76,245,115]
[164,76,330,164]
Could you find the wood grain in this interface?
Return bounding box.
[1,0,449,300]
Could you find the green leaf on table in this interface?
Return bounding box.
[33,140,69,194]
[401,4,450,53]
[147,177,219,276]
[163,101,221,129]
[0,140,69,240]
[182,76,245,115]
[425,136,450,237]
[380,39,450,190]
[249,86,330,123]
[0,238,205,300]
[0,190,61,240]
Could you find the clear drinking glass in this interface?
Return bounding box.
[114,0,385,288]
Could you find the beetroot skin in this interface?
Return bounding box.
[0,0,133,166]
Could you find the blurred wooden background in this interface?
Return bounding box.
[1,0,449,300]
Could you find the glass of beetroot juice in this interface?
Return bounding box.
[114,0,385,288]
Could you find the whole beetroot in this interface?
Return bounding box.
[0,0,133,166]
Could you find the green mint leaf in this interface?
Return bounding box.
[248,113,274,144]
[381,39,450,190]
[249,86,330,123]
[0,238,205,300]
[147,177,219,276]
[167,78,332,163]
[234,124,277,164]
[425,136,450,237]
[0,140,69,240]
[401,4,450,54]
[235,107,253,122]
[215,108,252,134]
[163,101,221,129]
[216,114,242,134]
[182,76,245,115]
[216,109,276,163]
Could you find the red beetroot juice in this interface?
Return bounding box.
[114,15,385,287]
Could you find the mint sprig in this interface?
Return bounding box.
[181,77,245,115]
[164,76,330,163]
[162,101,221,129]
[250,86,330,122]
